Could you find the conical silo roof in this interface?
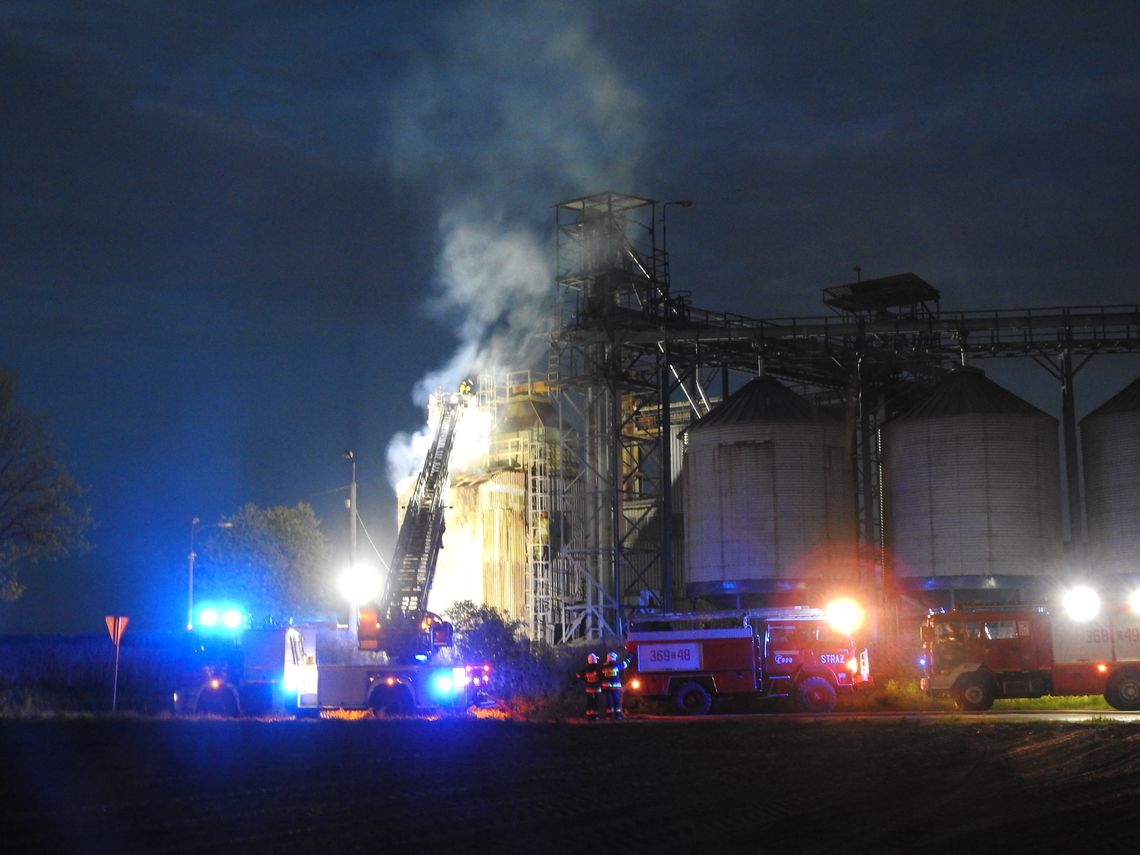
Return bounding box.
[892,366,1050,420]
[1082,375,1140,421]
[689,375,831,431]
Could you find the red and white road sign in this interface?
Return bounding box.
[105,615,129,646]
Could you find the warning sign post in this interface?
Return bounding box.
[105,616,129,712]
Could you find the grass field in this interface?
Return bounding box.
[2,714,1138,853]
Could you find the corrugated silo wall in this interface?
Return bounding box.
[1081,407,1140,574]
[882,413,1063,580]
[430,471,527,625]
[680,420,857,594]
[478,471,528,623]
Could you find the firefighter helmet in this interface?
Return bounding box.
[587,653,599,664]
[606,651,619,662]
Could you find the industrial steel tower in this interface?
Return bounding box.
[546,192,1140,644]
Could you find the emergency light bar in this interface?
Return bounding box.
[195,601,249,634]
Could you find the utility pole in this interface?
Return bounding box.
[345,450,358,636]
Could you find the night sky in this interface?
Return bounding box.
[2,2,1137,634]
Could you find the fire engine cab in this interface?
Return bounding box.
[624,602,872,714]
[920,587,1140,711]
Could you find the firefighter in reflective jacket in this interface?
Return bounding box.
[575,653,602,721]
[600,650,632,720]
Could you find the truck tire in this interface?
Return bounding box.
[795,675,837,713]
[1105,670,1140,711]
[953,674,995,711]
[196,686,240,717]
[672,681,713,715]
[370,685,415,717]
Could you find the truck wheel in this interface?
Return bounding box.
[1105,670,1140,711]
[370,686,414,717]
[953,674,995,711]
[672,681,713,715]
[197,687,239,717]
[795,676,837,713]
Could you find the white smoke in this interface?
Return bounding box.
[385,394,493,496]
[384,215,553,490]
[381,1,649,489]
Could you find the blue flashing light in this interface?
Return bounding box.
[414,653,428,663]
[194,601,248,635]
[434,673,454,693]
[917,656,928,668]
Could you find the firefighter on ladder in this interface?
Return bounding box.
[575,653,602,721]
[600,650,632,720]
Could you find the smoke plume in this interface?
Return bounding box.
[382,2,648,489]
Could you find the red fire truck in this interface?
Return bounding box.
[920,590,1140,711]
[623,603,872,714]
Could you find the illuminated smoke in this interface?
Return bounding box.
[383,2,647,490]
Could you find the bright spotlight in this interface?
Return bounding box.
[826,598,865,634]
[338,564,383,605]
[1129,590,1140,615]
[1062,585,1101,622]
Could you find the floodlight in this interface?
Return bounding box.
[826,597,865,634]
[338,564,383,605]
[1062,585,1101,622]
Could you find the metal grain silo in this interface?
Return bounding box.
[1080,375,1140,577]
[881,367,1062,587]
[682,376,857,604]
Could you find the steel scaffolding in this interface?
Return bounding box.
[547,192,1140,640]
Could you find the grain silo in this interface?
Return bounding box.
[1080,375,1140,578]
[681,375,858,606]
[424,374,559,635]
[881,366,1062,594]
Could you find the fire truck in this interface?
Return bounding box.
[920,590,1140,711]
[176,385,495,716]
[175,614,492,716]
[623,603,873,714]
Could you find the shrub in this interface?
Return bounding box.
[445,601,616,719]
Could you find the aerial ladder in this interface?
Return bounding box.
[358,385,471,659]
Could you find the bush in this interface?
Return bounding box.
[445,601,620,719]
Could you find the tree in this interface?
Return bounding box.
[0,372,92,601]
[197,502,334,624]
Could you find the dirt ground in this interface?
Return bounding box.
[2,714,1138,853]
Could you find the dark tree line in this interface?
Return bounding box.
[0,371,92,601]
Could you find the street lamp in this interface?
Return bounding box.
[344,450,359,637]
[187,516,234,631]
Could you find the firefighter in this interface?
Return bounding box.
[600,650,632,720]
[575,653,602,721]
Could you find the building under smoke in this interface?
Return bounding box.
[404,192,1139,648]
